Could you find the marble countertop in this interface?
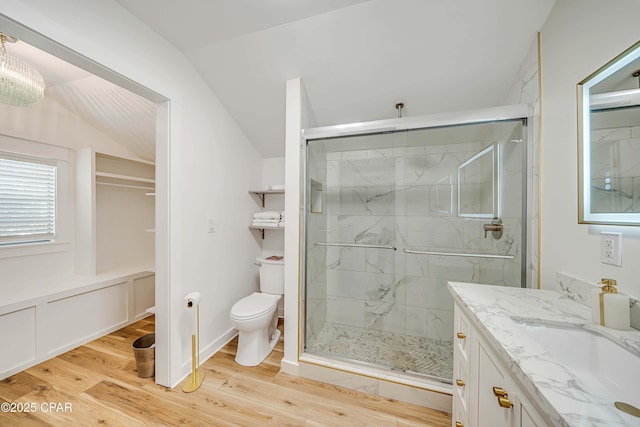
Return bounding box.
[448,282,640,427]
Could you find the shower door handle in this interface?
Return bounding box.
[402,249,514,259]
[316,242,397,250]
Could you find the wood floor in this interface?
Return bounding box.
[0,317,452,426]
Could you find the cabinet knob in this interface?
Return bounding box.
[498,396,514,409]
[456,332,466,339]
[455,422,464,427]
[455,379,465,387]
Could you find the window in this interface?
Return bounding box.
[0,155,56,245]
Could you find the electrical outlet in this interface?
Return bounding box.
[601,232,621,266]
[208,218,215,233]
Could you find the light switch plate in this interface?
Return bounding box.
[208,218,215,233]
[601,232,621,266]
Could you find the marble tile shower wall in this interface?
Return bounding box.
[590,125,640,213]
[322,139,524,342]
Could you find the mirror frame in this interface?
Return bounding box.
[578,40,640,225]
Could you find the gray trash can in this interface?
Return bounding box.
[132,333,155,378]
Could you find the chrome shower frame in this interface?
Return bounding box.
[299,103,530,389]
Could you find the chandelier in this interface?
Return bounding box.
[0,33,45,107]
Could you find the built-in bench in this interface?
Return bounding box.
[0,266,154,380]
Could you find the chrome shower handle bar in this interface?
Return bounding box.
[315,242,397,250]
[402,249,514,259]
[313,244,513,258]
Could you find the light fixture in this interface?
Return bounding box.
[0,33,45,107]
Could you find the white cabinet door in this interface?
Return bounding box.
[453,304,472,426]
[475,341,515,427]
[518,391,549,427]
[453,302,550,427]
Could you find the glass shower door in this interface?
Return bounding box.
[304,132,402,370]
[303,118,526,383]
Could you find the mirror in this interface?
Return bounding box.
[578,40,640,225]
[458,145,497,218]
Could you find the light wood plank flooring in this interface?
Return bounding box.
[0,317,452,426]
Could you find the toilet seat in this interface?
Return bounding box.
[230,292,277,320]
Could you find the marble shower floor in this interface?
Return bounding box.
[307,322,453,381]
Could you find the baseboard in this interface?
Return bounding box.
[280,358,299,376]
[174,327,238,388]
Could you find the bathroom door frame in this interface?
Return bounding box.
[0,13,174,387]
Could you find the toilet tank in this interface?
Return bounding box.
[257,256,284,295]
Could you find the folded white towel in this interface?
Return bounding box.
[254,211,281,220]
[270,184,285,191]
[252,220,281,227]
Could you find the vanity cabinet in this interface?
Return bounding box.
[453,303,548,427]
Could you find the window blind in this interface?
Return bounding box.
[0,156,56,245]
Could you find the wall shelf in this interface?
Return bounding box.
[249,189,284,208]
[249,188,284,239]
[249,225,284,239]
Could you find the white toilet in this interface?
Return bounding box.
[230,256,284,366]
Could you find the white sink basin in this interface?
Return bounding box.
[513,320,640,411]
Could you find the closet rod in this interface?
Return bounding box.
[96,181,155,191]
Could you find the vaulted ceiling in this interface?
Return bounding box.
[5,39,157,160]
[5,0,556,160]
[116,0,555,157]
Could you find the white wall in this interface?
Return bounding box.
[261,157,285,257]
[1,0,263,387]
[0,97,142,286]
[282,78,302,374]
[540,0,640,297]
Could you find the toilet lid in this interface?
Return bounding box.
[231,292,277,320]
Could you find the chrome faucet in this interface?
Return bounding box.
[483,218,503,239]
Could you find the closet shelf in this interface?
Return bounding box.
[97,181,154,191]
[96,172,156,184]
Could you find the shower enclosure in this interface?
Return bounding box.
[302,111,527,384]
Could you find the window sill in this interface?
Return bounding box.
[0,241,70,260]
